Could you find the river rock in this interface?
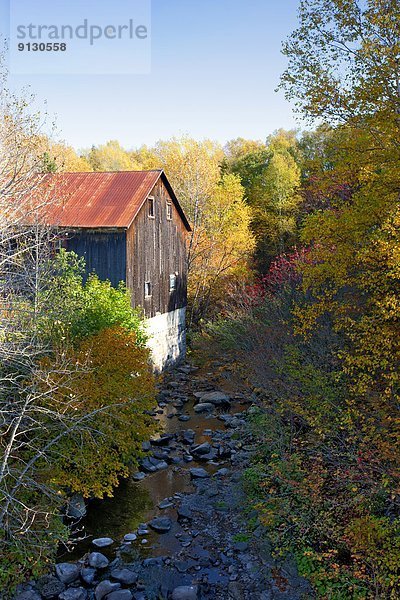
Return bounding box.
[194,403,214,413]
[216,467,231,477]
[92,537,113,548]
[189,468,210,479]
[37,575,65,599]
[88,552,109,569]
[171,586,198,600]
[158,498,173,509]
[123,532,137,542]
[138,522,149,534]
[149,517,172,532]
[66,494,86,519]
[191,442,211,456]
[80,567,96,585]
[197,391,231,406]
[154,460,169,470]
[152,449,170,460]
[110,568,138,585]
[140,457,168,472]
[194,448,219,462]
[14,591,42,600]
[181,430,195,444]
[139,457,158,473]
[178,415,191,421]
[150,433,174,446]
[55,563,79,584]
[59,588,87,600]
[94,580,120,600]
[106,592,133,600]
[233,541,249,552]
[143,557,163,567]
[132,472,145,481]
[226,416,244,428]
[218,445,232,458]
[177,504,193,519]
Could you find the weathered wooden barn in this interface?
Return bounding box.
[45,170,191,370]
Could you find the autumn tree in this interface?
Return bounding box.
[150,136,223,264]
[43,140,92,172]
[269,0,400,594]
[0,57,156,591]
[131,136,255,323]
[224,131,302,270]
[84,139,134,171]
[281,0,400,399]
[0,58,85,587]
[188,173,255,323]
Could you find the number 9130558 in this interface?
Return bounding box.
[18,43,67,51]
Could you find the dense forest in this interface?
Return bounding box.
[1,0,400,597]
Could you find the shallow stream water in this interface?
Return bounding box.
[59,378,246,564]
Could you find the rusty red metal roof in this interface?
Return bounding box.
[42,170,191,230]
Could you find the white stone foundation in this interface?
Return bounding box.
[146,307,187,372]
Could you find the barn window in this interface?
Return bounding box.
[145,281,152,297]
[169,273,177,292]
[148,197,155,218]
[166,202,172,220]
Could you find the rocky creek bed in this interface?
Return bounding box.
[13,360,311,600]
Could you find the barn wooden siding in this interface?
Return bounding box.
[126,179,188,318]
[64,229,127,288]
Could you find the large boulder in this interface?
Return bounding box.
[65,494,86,519]
[59,588,87,600]
[193,403,214,413]
[55,563,80,585]
[80,567,96,585]
[92,537,114,548]
[191,442,211,456]
[110,568,138,585]
[177,503,193,520]
[94,580,120,600]
[88,552,109,569]
[37,575,65,599]
[196,391,231,406]
[140,457,168,473]
[148,517,172,533]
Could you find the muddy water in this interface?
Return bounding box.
[60,389,246,563]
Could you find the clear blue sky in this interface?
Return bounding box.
[1,0,302,151]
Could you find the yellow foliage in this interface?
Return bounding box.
[39,326,157,498]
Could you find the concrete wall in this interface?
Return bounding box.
[145,307,186,372]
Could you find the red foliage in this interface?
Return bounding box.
[245,247,310,306]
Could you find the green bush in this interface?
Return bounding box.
[40,249,147,345]
[1,250,153,594]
